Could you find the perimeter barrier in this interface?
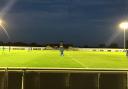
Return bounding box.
[0,46,125,52]
[0,68,127,89]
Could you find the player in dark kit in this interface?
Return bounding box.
[59,41,64,56]
[126,49,128,57]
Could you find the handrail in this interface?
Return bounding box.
[0,67,128,73]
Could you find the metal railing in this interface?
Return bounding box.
[0,67,127,89]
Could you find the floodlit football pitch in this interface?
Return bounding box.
[0,50,128,69]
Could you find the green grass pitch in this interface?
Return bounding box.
[0,50,128,69]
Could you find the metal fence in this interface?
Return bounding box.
[0,68,127,89]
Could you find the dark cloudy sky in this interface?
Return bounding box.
[0,0,128,46]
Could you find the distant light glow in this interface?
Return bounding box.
[0,20,2,25]
[119,22,128,29]
[0,19,10,39]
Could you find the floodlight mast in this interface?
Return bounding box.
[119,22,128,51]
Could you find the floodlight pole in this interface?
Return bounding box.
[124,28,126,51]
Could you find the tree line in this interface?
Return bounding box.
[0,40,128,48]
[84,40,128,48]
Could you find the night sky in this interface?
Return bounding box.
[0,0,128,46]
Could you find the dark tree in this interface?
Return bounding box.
[13,42,29,46]
[29,42,41,47]
[98,44,106,48]
[108,43,119,48]
[83,45,89,48]
[126,40,128,49]
[0,41,3,46]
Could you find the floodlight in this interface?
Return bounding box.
[0,19,2,25]
[119,22,128,30]
[0,19,10,39]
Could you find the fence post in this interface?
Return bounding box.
[126,72,128,89]
[97,73,100,89]
[65,73,70,88]
[21,70,25,89]
[4,68,8,89]
[38,72,40,89]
